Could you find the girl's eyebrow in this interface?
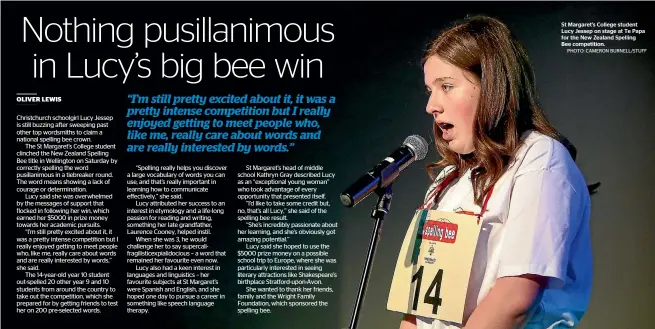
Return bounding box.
[425,76,454,88]
[435,76,454,82]
[431,76,455,85]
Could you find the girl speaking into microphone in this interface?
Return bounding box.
[388,14,596,329]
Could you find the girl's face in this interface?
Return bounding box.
[424,55,481,155]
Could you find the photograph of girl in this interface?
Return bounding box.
[395,15,598,329]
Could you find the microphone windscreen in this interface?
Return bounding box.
[403,135,429,160]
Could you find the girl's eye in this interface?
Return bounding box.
[425,88,432,95]
[442,84,453,91]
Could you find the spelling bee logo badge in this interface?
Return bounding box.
[421,219,458,244]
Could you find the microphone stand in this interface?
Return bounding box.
[347,184,393,329]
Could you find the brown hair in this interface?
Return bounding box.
[423,15,598,205]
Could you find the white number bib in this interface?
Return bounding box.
[387,209,482,324]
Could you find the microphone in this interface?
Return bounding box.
[340,135,429,207]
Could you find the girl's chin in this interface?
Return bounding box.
[447,141,474,155]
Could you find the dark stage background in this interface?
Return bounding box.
[2,2,654,329]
